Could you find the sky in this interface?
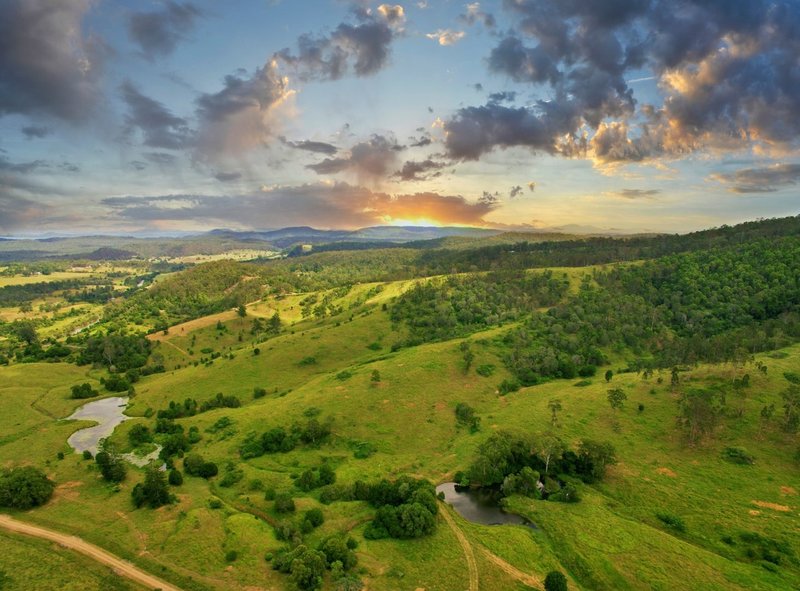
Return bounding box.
[1,0,799,237]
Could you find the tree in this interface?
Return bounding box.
[677,387,726,443]
[268,312,282,334]
[95,449,126,483]
[536,433,566,475]
[128,424,152,447]
[607,388,627,411]
[0,466,55,509]
[459,342,474,373]
[237,304,247,317]
[544,570,568,591]
[604,369,613,383]
[548,399,562,427]
[274,493,296,513]
[455,402,480,432]
[132,466,170,508]
[371,370,381,383]
[168,469,183,486]
[671,366,680,390]
[782,384,800,433]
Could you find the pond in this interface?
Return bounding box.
[435,482,535,528]
[66,396,161,467]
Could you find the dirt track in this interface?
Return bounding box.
[0,514,183,591]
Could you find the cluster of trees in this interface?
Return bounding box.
[296,464,336,491]
[464,430,616,502]
[0,279,91,308]
[240,416,333,458]
[156,392,241,420]
[70,382,99,399]
[103,260,264,329]
[131,466,171,508]
[183,453,219,479]
[391,271,568,346]
[271,535,360,591]
[499,237,800,385]
[0,466,55,509]
[77,332,151,372]
[362,477,439,540]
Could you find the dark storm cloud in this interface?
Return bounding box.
[393,159,446,181]
[306,135,403,181]
[487,91,517,104]
[144,152,179,166]
[280,137,339,155]
[214,171,242,182]
[127,1,201,60]
[607,189,661,199]
[21,126,51,140]
[711,164,800,194]
[102,182,495,228]
[451,0,800,164]
[120,81,192,150]
[275,9,400,81]
[0,0,106,122]
[444,102,580,161]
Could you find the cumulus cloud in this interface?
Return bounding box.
[461,3,495,28]
[120,81,192,150]
[102,182,496,229]
[393,159,446,181]
[127,1,201,60]
[509,185,523,198]
[527,181,536,192]
[306,135,403,183]
[426,29,466,46]
[449,0,800,166]
[280,137,338,155]
[0,0,106,122]
[194,61,293,160]
[710,163,800,194]
[276,9,400,81]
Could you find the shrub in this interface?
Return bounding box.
[253,387,267,399]
[544,570,568,591]
[498,378,520,395]
[274,493,296,513]
[476,364,495,377]
[168,469,183,486]
[82,450,93,460]
[656,512,686,532]
[722,447,755,465]
[225,550,238,562]
[0,466,55,509]
[305,508,324,528]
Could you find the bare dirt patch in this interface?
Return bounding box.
[780,486,797,495]
[749,510,761,516]
[656,467,677,478]
[752,500,790,512]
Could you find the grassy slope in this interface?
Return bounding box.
[0,530,147,591]
[0,273,798,590]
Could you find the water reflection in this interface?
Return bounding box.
[435,482,534,527]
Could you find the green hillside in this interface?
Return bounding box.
[0,216,799,591]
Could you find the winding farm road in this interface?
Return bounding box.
[440,506,479,591]
[0,514,183,591]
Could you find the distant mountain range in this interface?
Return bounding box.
[206,225,502,247]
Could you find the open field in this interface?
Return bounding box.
[0,269,797,589]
